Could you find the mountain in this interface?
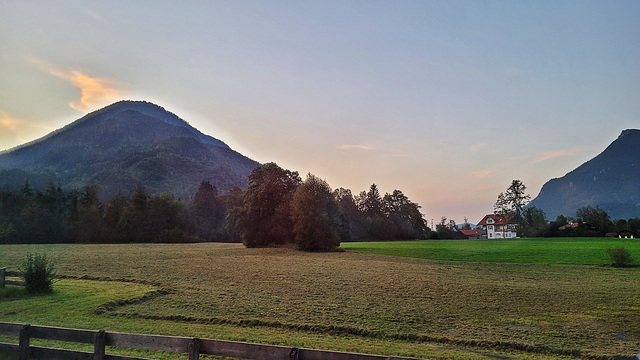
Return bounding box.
[0,100,260,198]
[528,129,640,220]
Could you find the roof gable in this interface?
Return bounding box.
[477,214,513,226]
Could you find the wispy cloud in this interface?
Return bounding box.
[0,110,21,132]
[29,58,125,112]
[534,146,586,163]
[85,8,107,22]
[339,144,375,150]
[472,170,493,178]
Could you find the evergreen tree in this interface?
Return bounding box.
[190,180,224,241]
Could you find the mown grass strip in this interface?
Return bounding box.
[0,278,576,360]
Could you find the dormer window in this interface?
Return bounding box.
[486,218,494,224]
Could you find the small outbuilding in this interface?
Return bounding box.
[459,229,480,240]
[618,230,635,239]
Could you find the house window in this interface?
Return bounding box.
[487,218,494,224]
[488,225,494,231]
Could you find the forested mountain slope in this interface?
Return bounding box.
[528,129,640,220]
[0,101,259,198]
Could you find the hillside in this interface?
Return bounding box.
[0,101,259,198]
[528,129,640,220]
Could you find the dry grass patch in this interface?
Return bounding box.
[1,243,639,358]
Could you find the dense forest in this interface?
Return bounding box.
[0,162,429,250]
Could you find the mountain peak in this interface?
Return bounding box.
[618,128,640,139]
[0,100,258,198]
[529,129,640,219]
[73,100,229,149]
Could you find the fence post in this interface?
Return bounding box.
[188,338,200,360]
[0,267,6,288]
[93,330,106,360]
[18,324,30,360]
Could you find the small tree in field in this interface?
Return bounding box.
[22,253,56,294]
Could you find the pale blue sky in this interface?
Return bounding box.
[1,1,639,223]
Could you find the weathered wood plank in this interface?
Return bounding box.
[30,346,93,360]
[0,267,6,287]
[199,339,294,359]
[94,329,106,360]
[18,324,29,360]
[26,346,153,360]
[104,354,155,360]
[4,279,25,286]
[298,348,425,360]
[0,322,24,336]
[106,332,192,352]
[0,322,428,360]
[0,342,19,357]
[30,324,97,343]
[188,338,200,360]
[199,339,424,360]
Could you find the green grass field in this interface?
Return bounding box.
[341,237,640,265]
[1,240,639,359]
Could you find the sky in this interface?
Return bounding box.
[1,1,639,225]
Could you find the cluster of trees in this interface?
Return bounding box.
[0,163,429,251]
[492,180,640,238]
[0,180,232,244]
[530,206,640,238]
[232,163,429,251]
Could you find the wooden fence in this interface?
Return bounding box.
[0,267,25,287]
[0,322,425,360]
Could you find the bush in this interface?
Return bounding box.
[21,253,57,293]
[607,247,634,268]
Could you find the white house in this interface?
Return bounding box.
[477,214,518,239]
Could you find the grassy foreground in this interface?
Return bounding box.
[341,237,640,265]
[1,242,639,359]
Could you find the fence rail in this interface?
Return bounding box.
[0,322,424,360]
[0,267,25,287]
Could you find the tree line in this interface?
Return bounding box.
[433,180,640,239]
[495,180,640,238]
[0,163,430,251]
[493,180,640,238]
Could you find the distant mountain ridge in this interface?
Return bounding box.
[528,129,640,220]
[0,100,259,198]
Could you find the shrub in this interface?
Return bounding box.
[607,247,634,268]
[21,253,57,294]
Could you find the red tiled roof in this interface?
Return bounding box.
[460,229,480,236]
[477,214,513,226]
[558,222,579,230]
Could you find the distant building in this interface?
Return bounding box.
[618,230,634,239]
[477,214,518,239]
[459,229,480,239]
[558,221,578,231]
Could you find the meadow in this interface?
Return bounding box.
[0,240,639,359]
[340,237,640,265]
